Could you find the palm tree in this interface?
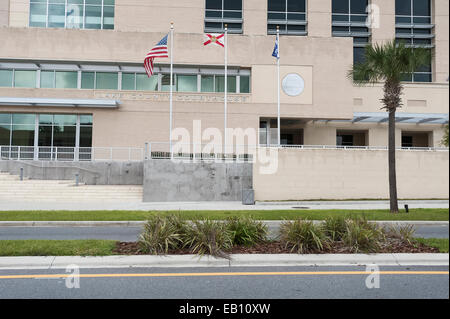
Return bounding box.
[349,40,431,213]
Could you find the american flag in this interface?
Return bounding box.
[144,34,169,77]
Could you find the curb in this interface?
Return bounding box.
[0,253,447,270]
[0,220,448,227]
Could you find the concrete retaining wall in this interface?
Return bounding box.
[253,148,450,200]
[143,160,252,202]
[0,160,143,185]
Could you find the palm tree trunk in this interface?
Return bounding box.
[388,109,399,213]
[382,80,402,214]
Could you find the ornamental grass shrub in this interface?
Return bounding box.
[342,217,385,253]
[183,219,234,259]
[138,214,187,255]
[279,219,328,253]
[226,216,268,246]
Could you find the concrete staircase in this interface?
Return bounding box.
[0,171,143,202]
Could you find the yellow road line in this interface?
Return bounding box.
[0,271,448,280]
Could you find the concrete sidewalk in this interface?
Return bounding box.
[0,254,448,270]
[0,220,448,227]
[0,199,448,211]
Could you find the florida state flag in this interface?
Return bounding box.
[203,33,225,47]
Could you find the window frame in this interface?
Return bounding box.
[1,63,251,94]
[267,0,308,36]
[29,0,115,30]
[395,0,434,82]
[204,0,243,34]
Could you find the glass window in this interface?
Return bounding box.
[161,74,175,92]
[268,0,307,35]
[103,5,115,30]
[0,114,12,124]
[332,0,370,64]
[53,125,76,147]
[12,114,35,125]
[53,114,77,147]
[333,0,349,14]
[55,71,78,89]
[54,114,77,126]
[201,75,214,92]
[95,72,118,90]
[176,75,197,92]
[80,114,93,125]
[85,4,102,29]
[40,71,55,88]
[80,126,92,147]
[350,0,367,14]
[413,0,430,16]
[38,125,52,146]
[14,71,36,88]
[29,0,114,29]
[29,2,47,27]
[395,0,433,82]
[2,113,93,153]
[396,0,411,15]
[12,125,35,146]
[48,3,66,28]
[39,114,53,125]
[0,70,13,87]
[136,74,158,91]
[215,76,236,93]
[13,114,35,125]
[122,73,135,90]
[288,0,305,12]
[81,72,95,89]
[0,123,11,146]
[353,47,366,64]
[240,75,250,93]
[66,1,84,29]
[205,0,242,33]
[268,0,286,12]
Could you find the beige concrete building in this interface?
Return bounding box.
[0,0,448,160]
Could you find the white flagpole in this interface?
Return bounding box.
[169,23,174,157]
[224,24,228,155]
[276,26,281,147]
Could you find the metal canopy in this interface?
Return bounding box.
[0,97,120,108]
[352,112,449,124]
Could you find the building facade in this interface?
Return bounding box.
[0,0,448,161]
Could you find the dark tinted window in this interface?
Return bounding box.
[396,0,411,15]
[206,0,222,9]
[350,0,368,14]
[223,0,242,11]
[288,0,306,12]
[333,0,349,14]
[268,0,285,11]
[413,0,430,16]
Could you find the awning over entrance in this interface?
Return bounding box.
[0,97,120,108]
[352,112,449,124]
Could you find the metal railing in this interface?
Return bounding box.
[2,144,447,162]
[0,146,144,162]
[145,142,449,162]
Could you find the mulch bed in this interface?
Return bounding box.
[113,239,439,256]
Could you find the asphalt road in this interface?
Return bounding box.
[0,224,448,241]
[0,266,447,299]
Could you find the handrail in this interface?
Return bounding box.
[14,160,102,177]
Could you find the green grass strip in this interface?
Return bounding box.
[415,238,449,253]
[0,208,447,221]
[0,240,117,256]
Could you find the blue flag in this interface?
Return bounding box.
[272,37,279,59]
